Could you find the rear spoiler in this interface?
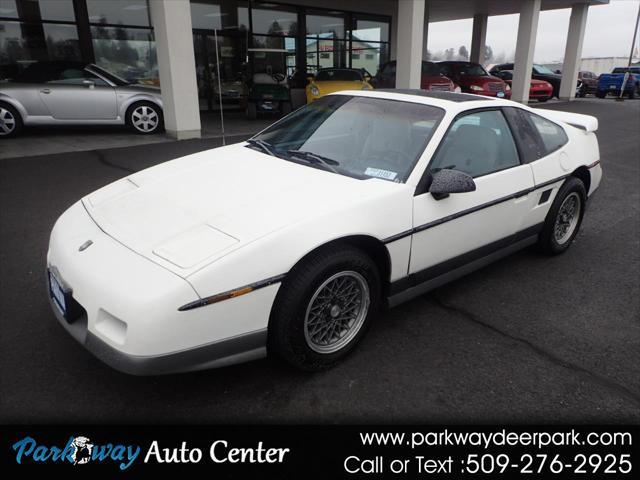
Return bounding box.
[536,109,598,132]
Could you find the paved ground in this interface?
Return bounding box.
[0,98,638,424]
[0,110,273,160]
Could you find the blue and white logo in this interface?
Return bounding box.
[12,435,140,470]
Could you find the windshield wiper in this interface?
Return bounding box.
[286,150,340,174]
[246,138,276,156]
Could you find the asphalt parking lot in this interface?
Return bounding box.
[1,98,638,424]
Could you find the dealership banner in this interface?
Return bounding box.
[1,425,638,477]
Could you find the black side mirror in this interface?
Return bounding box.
[429,169,476,200]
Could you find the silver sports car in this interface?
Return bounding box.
[0,61,164,138]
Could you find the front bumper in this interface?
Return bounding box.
[49,294,266,375]
[47,201,275,374]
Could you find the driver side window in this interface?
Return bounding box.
[430,110,520,178]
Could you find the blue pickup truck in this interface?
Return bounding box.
[596,66,640,98]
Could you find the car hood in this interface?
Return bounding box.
[82,144,395,276]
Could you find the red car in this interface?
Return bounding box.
[372,60,457,91]
[494,69,553,102]
[438,61,510,98]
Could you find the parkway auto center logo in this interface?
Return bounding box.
[12,435,141,470]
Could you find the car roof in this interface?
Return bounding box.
[328,89,511,112]
[376,89,491,103]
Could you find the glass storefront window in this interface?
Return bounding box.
[306,37,346,72]
[35,0,76,22]
[306,13,345,39]
[0,0,19,18]
[91,25,157,85]
[0,20,79,70]
[190,0,249,32]
[350,42,387,76]
[353,19,389,44]
[87,0,150,27]
[43,23,81,59]
[251,3,297,36]
[251,35,296,76]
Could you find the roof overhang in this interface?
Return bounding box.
[426,0,610,23]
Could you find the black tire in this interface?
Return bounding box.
[627,87,635,99]
[537,176,587,255]
[596,90,606,99]
[0,101,23,138]
[280,101,292,115]
[268,245,381,371]
[126,101,163,134]
[246,102,257,120]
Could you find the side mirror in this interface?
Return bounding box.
[429,169,476,200]
[82,79,95,88]
[364,74,371,82]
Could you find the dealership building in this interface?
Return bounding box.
[0,0,609,139]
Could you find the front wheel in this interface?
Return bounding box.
[595,90,606,98]
[126,101,163,134]
[537,177,586,255]
[268,246,381,371]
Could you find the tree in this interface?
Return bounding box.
[444,48,455,60]
[458,45,469,60]
[484,45,493,63]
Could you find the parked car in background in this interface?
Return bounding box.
[372,60,458,92]
[596,66,640,99]
[577,71,598,97]
[306,68,372,103]
[0,61,164,138]
[438,61,510,98]
[492,69,553,102]
[490,63,569,98]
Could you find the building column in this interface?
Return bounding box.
[396,0,425,88]
[469,14,488,64]
[511,0,541,103]
[422,5,430,61]
[559,3,589,100]
[149,0,201,140]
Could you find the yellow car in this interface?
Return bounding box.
[306,68,373,103]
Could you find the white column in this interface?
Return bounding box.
[559,3,589,100]
[511,0,541,103]
[422,5,430,61]
[150,0,201,140]
[396,0,425,88]
[469,14,488,64]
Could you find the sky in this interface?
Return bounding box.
[427,0,640,63]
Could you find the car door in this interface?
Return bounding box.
[38,67,117,120]
[409,108,536,279]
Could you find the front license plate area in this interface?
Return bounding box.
[48,268,82,323]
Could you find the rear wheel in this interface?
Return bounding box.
[0,102,23,138]
[268,245,380,371]
[596,90,606,98]
[126,101,163,134]
[537,177,586,255]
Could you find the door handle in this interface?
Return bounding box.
[40,88,51,94]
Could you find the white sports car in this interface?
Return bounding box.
[47,90,602,374]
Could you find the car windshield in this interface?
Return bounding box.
[88,64,130,86]
[315,69,362,82]
[533,64,556,75]
[249,95,444,182]
[451,63,488,76]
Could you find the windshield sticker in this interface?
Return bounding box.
[364,168,398,181]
